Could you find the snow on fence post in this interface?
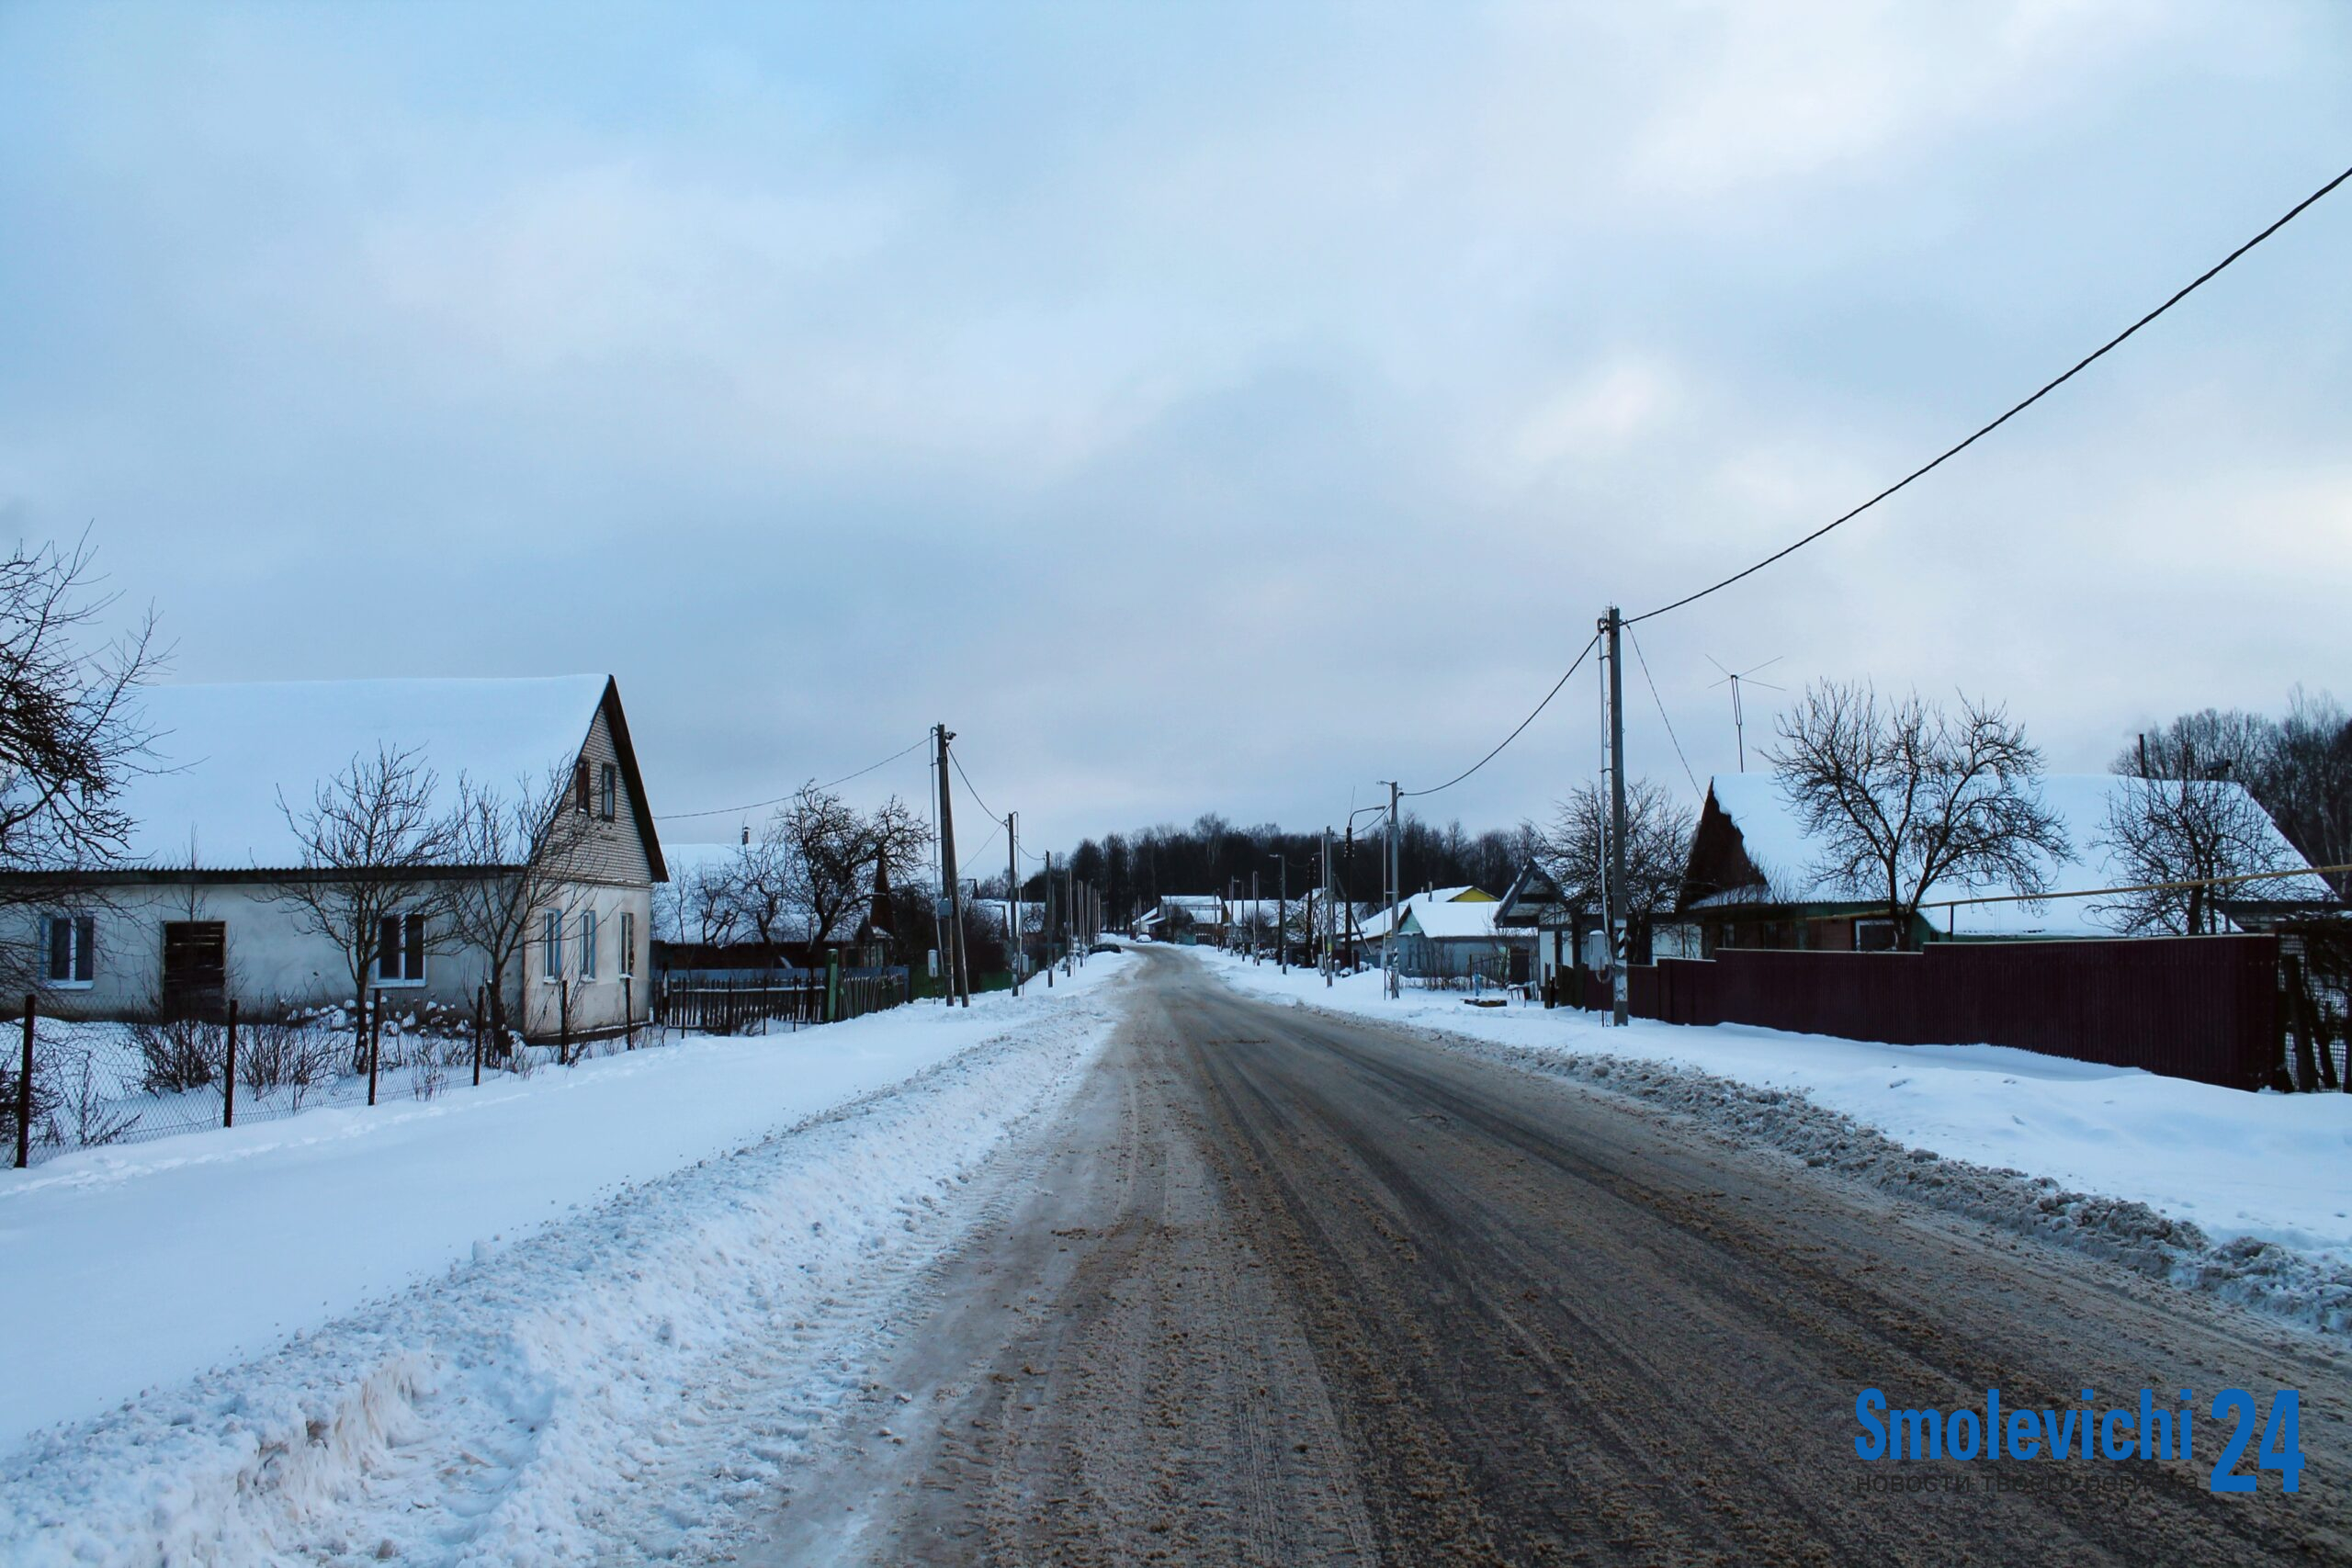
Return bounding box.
[622,976,634,1049]
[15,994,31,1169]
[366,988,381,1107]
[221,1000,238,1130]
[472,987,484,1089]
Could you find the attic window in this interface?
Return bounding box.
[600,762,616,822]
[574,760,592,814]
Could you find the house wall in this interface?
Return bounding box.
[544,702,656,886]
[1396,933,1529,980]
[20,883,499,1021]
[23,874,658,1037]
[517,879,654,1037]
[504,695,660,1037]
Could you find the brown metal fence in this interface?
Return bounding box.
[1624,935,2282,1090]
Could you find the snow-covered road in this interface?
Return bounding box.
[0,957,1132,1566]
[1196,948,2352,1269]
[1194,948,2352,1328]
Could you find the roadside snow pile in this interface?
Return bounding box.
[1503,1046,2352,1333]
[0,963,1128,1566]
[1191,950,2352,1332]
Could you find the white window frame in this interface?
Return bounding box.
[617,911,636,980]
[542,908,565,983]
[579,908,599,981]
[42,913,95,988]
[599,762,617,822]
[376,910,429,987]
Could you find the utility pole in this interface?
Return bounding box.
[1342,820,1358,976]
[1276,854,1288,974]
[1007,812,1021,996]
[1321,828,1334,985]
[1044,850,1055,987]
[1381,781,1400,999]
[1602,608,1630,1028]
[1251,868,1261,964]
[934,724,970,1007]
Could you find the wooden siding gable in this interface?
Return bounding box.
[535,679,667,889]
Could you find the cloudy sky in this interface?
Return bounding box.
[2,2,2347,853]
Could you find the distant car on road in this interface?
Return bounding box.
[1089,942,1123,954]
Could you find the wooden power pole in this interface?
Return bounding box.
[934,724,971,1006]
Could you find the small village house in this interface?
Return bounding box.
[1678,772,2329,953]
[1361,886,1528,982]
[6,675,666,1039]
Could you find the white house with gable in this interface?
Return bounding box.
[2,675,666,1039]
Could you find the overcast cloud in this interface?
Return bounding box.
[2,2,2347,852]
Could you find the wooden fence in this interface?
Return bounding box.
[1623,934,2281,1090]
[650,968,910,1034]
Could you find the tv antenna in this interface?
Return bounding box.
[1705,655,1785,773]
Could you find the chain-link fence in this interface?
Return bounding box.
[5,964,924,1168]
[2,999,496,1167]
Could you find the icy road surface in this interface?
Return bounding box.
[751,947,2352,1565]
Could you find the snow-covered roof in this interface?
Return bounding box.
[1399,897,1502,941]
[1697,772,2333,938]
[119,676,616,871]
[1363,886,1498,942]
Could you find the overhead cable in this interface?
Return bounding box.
[1631,161,2352,626]
[654,735,929,821]
[1401,633,1600,799]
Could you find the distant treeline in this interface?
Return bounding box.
[1021,813,1539,925]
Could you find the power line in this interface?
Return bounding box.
[1624,622,1702,797]
[949,749,1000,821]
[1401,633,1600,799]
[1631,160,2352,626]
[958,818,1002,864]
[655,735,929,822]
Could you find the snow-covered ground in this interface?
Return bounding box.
[1192,947,2352,1312]
[0,955,1131,1565]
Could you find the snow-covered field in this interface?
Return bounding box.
[1192,947,2352,1321]
[0,955,1130,1565]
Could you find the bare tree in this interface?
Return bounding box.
[2129,707,2277,789]
[2262,689,2352,899]
[729,829,804,946]
[442,765,596,1044]
[0,535,165,986]
[676,856,744,944]
[1535,778,1693,963]
[1768,682,2070,950]
[770,784,932,948]
[2099,735,2299,936]
[275,744,456,1069]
